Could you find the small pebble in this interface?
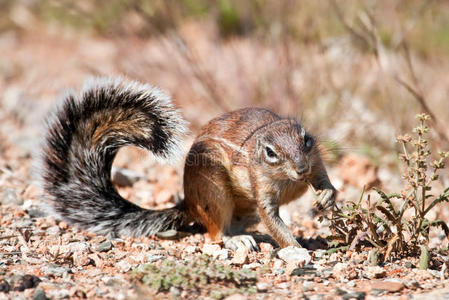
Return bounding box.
[370,289,385,296]
[14,274,41,291]
[202,244,221,256]
[146,254,165,263]
[117,260,132,272]
[290,267,317,277]
[97,241,113,252]
[365,266,387,279]
[41,264,70,277]
[232,247,249,265]
[224,295,246,300]
[302,281,313,291]
[73,251,91,267]
[307,295,324,300]
[277,246,311,265]
[332,262,348,280]
[185,246,198,254]
[48,289,70,299]
[313,250,326,260]
[213,249,229,260]
[0,279,10,293]
[73,290,87,298]
[277,282,291,289]
[256,282,270,292]
[273,259,284,269]
[33,288,50,300]
[242,263,261,269]
[46,225,60,235]
[67,242,90,252]
[170,286,181,297]
[274,268,285,275]
[26,208,47,218]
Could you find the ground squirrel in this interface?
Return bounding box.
[41,77,336,250]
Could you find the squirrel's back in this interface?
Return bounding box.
[198,108,280,144]
[41,77,189,236]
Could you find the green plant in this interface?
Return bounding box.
[130,254,257,295]
[329,114,449,260]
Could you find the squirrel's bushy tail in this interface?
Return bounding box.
[42,77,190,236]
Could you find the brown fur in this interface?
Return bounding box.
[184,108,336,248]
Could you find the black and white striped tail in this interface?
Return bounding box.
[41,77,189,236]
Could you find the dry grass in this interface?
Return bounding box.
[329,114,449,263]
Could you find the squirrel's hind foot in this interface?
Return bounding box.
[223,235,259,251]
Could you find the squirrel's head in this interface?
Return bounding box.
[254,119,318,181]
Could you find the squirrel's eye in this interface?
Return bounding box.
[305,136,313,149]
[265,146,277,159]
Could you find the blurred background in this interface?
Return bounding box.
[1,0,449,200]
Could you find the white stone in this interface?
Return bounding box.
[213,249,229,260]
[277,246,311,265]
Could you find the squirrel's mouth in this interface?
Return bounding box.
[285,168,310,181]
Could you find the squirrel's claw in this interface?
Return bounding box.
[223,235,259,251]
[315,188,336,211]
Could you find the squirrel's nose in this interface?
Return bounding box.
[296,164,309,175]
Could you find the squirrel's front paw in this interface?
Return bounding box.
[223,235,259,251]
[314,188,336,211]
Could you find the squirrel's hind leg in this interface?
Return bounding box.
[184,161,234,243]
[184,170,259,250]
[184,141,259,251]
[184,164,258,251]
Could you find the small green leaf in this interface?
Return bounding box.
[424,188,449,215]
[374,188,399,217]
[376,205,397,223]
